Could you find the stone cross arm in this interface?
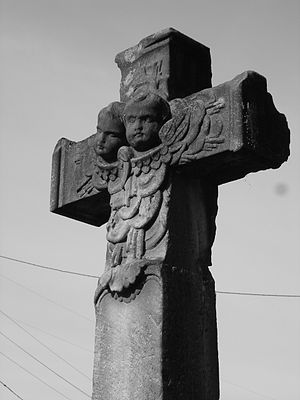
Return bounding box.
[50,70,289,227]
[51,135,111,226]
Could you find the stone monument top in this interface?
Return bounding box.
[50,28,290,400]
[115,27,212,101]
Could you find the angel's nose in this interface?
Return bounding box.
[134,118,143,131]
[97,132,106,144]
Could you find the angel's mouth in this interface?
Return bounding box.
[134,133,146,140]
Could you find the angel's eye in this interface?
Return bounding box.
[145,116,154,123]
[127,116,136,123]
[106,131,120,139]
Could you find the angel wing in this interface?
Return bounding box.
[159,96,226,166]
[76,158,117,198]
[76,134,121,198]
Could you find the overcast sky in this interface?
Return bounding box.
[0,1,299,399]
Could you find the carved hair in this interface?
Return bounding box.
[98,101,126,133]
[123,92,171,124]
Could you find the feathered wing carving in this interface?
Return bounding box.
[76,138,129,197]
[93,144,171,299]
[77,96,225,199]
[159,96,226,166]
[91,96,226,301]
[76,137,109,198]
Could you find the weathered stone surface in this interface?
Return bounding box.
[115,27,212,102]
[173,70,290,184]
[50,71,289,225]
[93,271,163,400]
[50,28,290,400]
[93,264,219,400]
[51,102,126,226]
[51,136,110,226]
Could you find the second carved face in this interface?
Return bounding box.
[94,103,126,163]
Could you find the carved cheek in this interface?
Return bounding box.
[148,123,160,138]
[106,140,118,153]
[126,127,135,143]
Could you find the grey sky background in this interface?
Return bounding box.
[0,0,299,399]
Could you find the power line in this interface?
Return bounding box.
[0,255,99,278]
[15,319,92,353]
[0,330,91,398]
[216,290,300,298]
[1,254,300,298]
[0,309,91,380]
[0,272,93,322]
[223,378,279,400]
[0,351,73,400]
[0,379,24,400]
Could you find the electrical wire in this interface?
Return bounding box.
[14,319,92,353]
[0,255,98,278]
[223,378,279,400]
[0,351,74,400]
[0,379,24,400]
[0,330,91,398]
[217,290,300,298]
[0,309,91,380]
[1,254,300,298]
[0,272,93,322]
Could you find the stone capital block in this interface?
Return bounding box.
[115,28,212,102]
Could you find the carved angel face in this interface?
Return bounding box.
[124,103,163,152]
[94,115,125,162]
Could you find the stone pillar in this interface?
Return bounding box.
[92,175,219,400]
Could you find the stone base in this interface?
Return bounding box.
[92,265,219,400]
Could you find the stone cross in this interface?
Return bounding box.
[50,28,289,400]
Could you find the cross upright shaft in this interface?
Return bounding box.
[50,28,289,400]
